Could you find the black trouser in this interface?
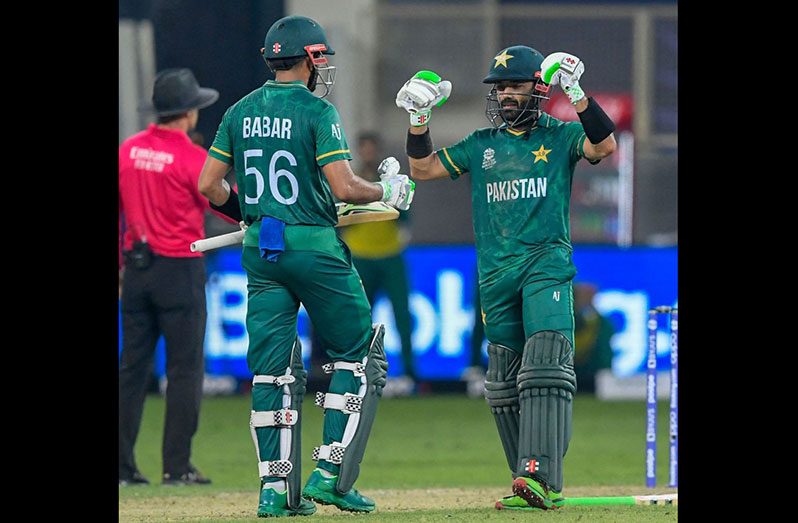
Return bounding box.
[119,255,207,478]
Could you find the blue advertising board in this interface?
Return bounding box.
[119,245,676,380]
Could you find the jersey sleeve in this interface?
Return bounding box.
[562,121,599,165]
[315,104,352,167]
[437,132,475,180]
[208,106,234,164]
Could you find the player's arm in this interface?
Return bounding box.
[323,159,415,211]
[200,107,243,221]
[576,98,616,161]
[407,127,451,181]
[323,159,384,203]
[541,52,617,161]
[198,156,243,222]
[316,101,413,210]
[395,70,454,181]
[188,151,238,224]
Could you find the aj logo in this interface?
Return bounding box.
[553,290,560,301]
[331,123,342,140]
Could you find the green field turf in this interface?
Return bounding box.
[119,394,677,521]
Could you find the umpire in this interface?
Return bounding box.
[119,68,238,486]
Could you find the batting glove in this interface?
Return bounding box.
[377,156,401,179]
[541,52,586,105]
[396,70,452,126]
[377,174,416,211]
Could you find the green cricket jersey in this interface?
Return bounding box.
[438,113,590,283]
[209,80,351,226]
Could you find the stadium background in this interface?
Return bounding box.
[119,0,677,391]
[118,1,678,520]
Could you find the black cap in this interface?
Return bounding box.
[148,68,219,116]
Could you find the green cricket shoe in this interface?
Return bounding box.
[495,494,545,511]
[257,487,316,518]
[301,468,376,513]
[511,476,564,510]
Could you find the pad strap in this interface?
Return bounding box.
[314,392,363,414]
[322,361,365,376]
[250,408,299,427]
[253,374,296,387]
[312,443,346,464]
[257,459,293,477]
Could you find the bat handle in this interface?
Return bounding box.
[190,229,245,252]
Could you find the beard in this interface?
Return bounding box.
[501,100,522,122]
[501,108,522,121]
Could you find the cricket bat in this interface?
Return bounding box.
[190,201,399,252]
[334,201,399,226]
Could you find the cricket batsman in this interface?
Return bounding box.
[395,45,617,510]
[199,15,415,517]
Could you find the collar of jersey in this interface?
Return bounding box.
[265,80,309,90]
[503,127,528,137]
[501,113,551,137]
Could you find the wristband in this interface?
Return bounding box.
[577,97,616,144]
[406,129,433,159]
[210,188,243,222]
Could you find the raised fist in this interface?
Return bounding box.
[396,70,452,126]
[541,52,586,105]
[377,156,401,179]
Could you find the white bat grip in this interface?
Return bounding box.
[190,230,245,252]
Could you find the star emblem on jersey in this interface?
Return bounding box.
[532,145,552,163]
[493,49,514,68]
[272,42,281,54]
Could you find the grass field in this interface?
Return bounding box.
[119,394,677,521]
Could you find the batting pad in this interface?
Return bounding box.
[334,324,388,494]
[484,343,522,475]
[516,331,576,493]
[249,337,307,509]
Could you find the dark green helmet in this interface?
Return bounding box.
[483,45,551,130]
[263,15,335,60]
[262,15,337,98]
[482,45,544,84]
